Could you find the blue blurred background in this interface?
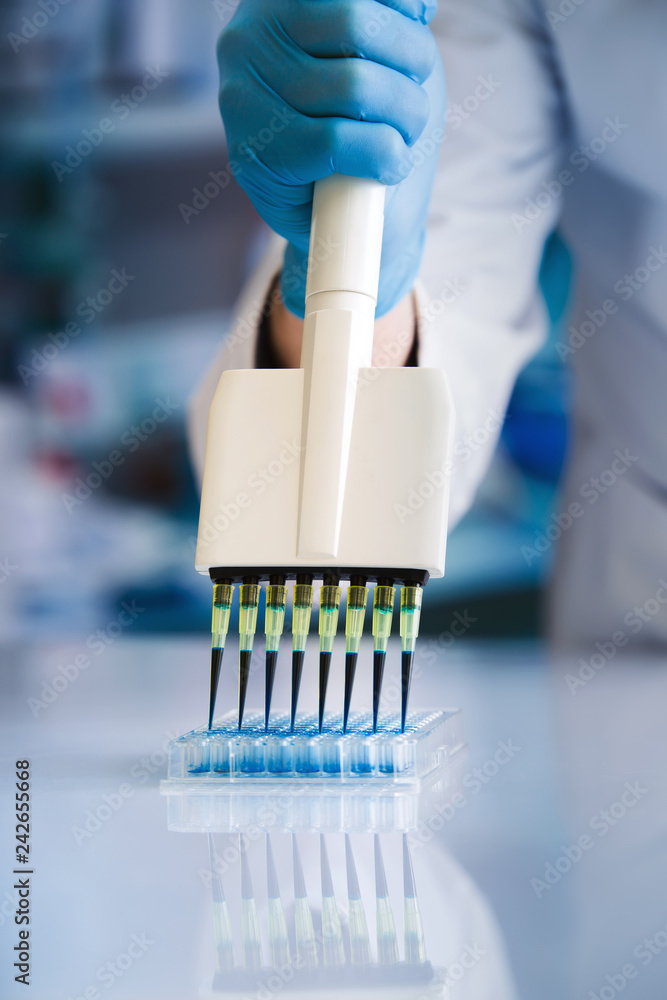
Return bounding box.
[1,0,572,642]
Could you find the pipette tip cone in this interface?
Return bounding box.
[318,650,332,733]
[208,646,223,730]
[290,649,305,732]
[264,649,278,732]
[372,649,386,733]
[342,650,358,733]
[238,649,251,731]
[401,649,414,733]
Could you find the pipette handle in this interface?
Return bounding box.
[298,176,386,560]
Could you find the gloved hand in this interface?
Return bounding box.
[217,0,446,318]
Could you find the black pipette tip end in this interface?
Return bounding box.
[208,646,223,731]
[342,650,358,734]
[290,648,305,733]
[401,649,414,733]
[238,649,252,731]
[318,650,332,733]
[264,649,278,732]
[372,649,386,733]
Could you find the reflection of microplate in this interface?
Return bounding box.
[160,710,466,834]
[207,965,447,999]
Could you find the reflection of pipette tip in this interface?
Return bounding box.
[266,833,290,968]
[292,833,318,967]
[345,834,361,900]
[319,834,334,897]
[292,833,307,899]
[266,834,280,899]
[345,834,372,966]
[374,834,389,898]
[320,834,345,966]
[402,833,416,898]
[374,834,399,965]
[402,834,427,965]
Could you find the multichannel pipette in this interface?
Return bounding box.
[196,174,454,734]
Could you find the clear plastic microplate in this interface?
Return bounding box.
[160,709,466,834]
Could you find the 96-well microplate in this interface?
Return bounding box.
[166,710,462,784]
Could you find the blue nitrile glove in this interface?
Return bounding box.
[217,0,446,318]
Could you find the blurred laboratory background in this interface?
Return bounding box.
[0,0,571,644]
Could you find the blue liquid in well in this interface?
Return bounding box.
[177,710,446,780]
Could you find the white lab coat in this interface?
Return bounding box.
[190,0,667,649]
